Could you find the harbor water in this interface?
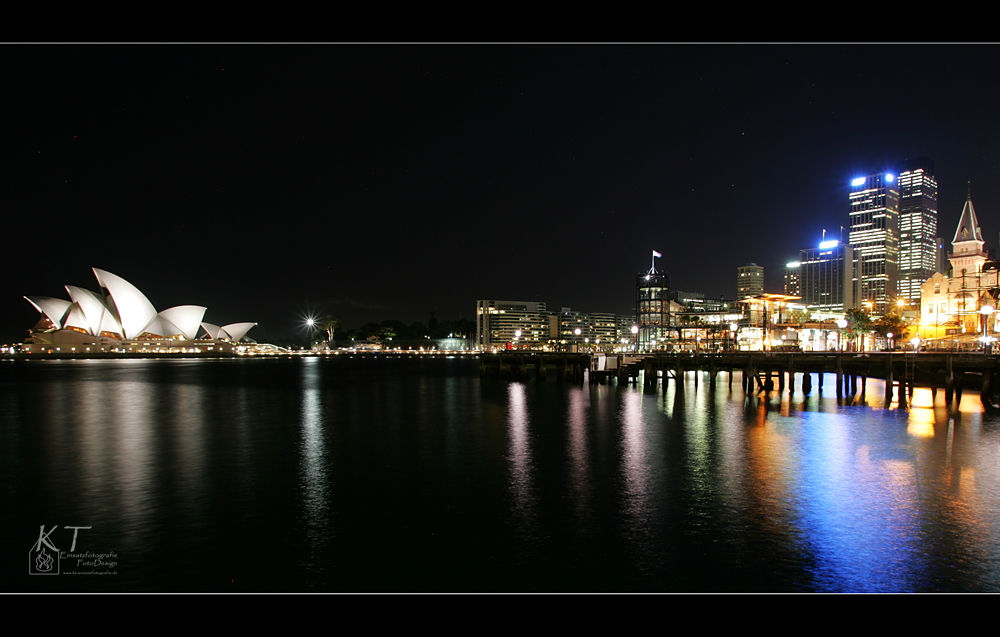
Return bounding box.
[3,356,1000,592]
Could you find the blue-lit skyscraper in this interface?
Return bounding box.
[849,170,900,315]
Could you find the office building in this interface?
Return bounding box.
[784,261,801,298]
[475,300,550,350]
[897,158,939,308]
[848,170,900,315]
[797,240,856,315]
[737,263,764,300]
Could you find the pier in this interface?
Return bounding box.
[478,351,1000,409]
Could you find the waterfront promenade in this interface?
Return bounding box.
[481,351,1000,409]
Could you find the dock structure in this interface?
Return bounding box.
[478,351,1000,409]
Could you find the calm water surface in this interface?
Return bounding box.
[3,356,999,592]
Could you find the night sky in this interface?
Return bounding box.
[5,44,1000,343]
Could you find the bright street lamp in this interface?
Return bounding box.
[980,305,995,352]
[836,318,848,352]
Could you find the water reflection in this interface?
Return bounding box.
[7,360,1000,592]
[506,382,539,544]
[565,387,592,528]
[299,358,331,567]
[618,389,656,567]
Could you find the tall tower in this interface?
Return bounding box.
[737,263,764,300]
[636,262,670,351]
[784,261,801,298]
[849,170,900,315]
[896,158,939,308]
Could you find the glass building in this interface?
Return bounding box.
[636,268,670,351]
[797,241,856,315]
[849,171,900,315]
[896,158,939,307]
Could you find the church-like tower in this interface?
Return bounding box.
[949,184,987,277]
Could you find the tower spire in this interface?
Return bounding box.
[953,186,983,245]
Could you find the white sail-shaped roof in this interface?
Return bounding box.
[66,286,115,336]
[24,297,72,328]
[93,268,158,339]
[26,269,256,345]
[159,306,207,340]
[63,304,90,333]
[138,316,167,338]
[98,309,123,337]
[222,322,257,342]
[200,322,223,339]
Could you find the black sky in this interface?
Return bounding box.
[4,44,1000,343]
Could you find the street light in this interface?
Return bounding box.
[574,327,582,353]
[837,318,848,352]
[730,322,739,351]
[631,325,639,353]
[980,305,995,353]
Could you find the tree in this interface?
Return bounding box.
[319,315,338,343]
[873,314,905,339]
[844,308,873,351]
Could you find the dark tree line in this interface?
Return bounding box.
[307,315,475,346]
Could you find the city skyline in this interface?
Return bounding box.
[4,45,1000,343]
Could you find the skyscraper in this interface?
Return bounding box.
[737,263,764,300]
[797,240,856,314]
[849,170,900,315]
[896,158,939,308]
[783,261,801,298]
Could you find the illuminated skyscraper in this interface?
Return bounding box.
[783,261,801,298]
[848,170,900,315]
[896,158,939,307]
[797,240,856,314]
[737,263,764,300]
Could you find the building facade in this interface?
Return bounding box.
[897,158,939,308]
[475,300,550,350]
[636,267,671,351]
[919,192,999,343]
[849,170,900,315]
[783,261,802,298]
[737,263,764,300]
[796,240,856,315]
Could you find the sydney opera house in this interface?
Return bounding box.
[23,268,256,354]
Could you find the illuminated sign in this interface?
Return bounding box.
[851,177,865,186]
[819,240,838,249]
[786,261,800,268]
